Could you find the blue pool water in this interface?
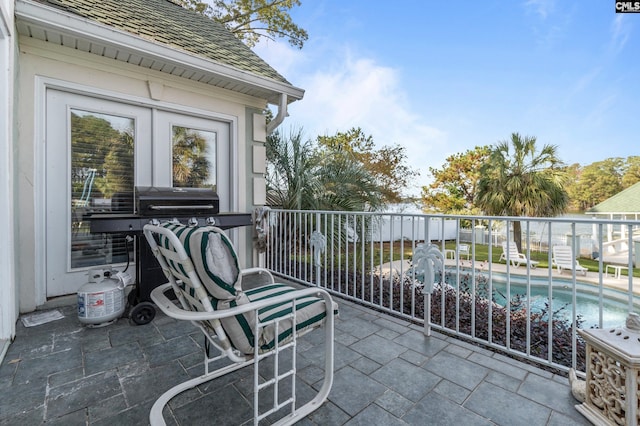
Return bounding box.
[442,269,638,328]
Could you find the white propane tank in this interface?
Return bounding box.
[78,268,125,327]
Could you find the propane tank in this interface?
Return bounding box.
[78,267,125,327]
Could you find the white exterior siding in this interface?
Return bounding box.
[0,0,16,342]
[15,36,264,312]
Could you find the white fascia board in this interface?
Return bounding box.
[15,0,304,103]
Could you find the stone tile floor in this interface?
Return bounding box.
[0,293,590,425]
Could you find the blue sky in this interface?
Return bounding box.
[253,0,638,197]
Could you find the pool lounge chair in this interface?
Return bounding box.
[499,242,539,268]
[552,245,588,276]
[143,221,337,426]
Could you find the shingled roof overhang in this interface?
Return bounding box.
[14,0,304,105]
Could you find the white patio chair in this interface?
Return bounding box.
[552,245,588,276]
[499,241,539,268]
[143,222,337,426]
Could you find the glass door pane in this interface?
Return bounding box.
[46,90,152,297]
[172,126,217,189]
[70,109,134,268]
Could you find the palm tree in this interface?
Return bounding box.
[265,127,384,212]
[475,132,568,251]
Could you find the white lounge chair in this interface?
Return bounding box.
[143,221,337,426]
[499,242,539,268]
[552,245,587,276]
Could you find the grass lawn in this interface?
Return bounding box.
[377,240,639,278]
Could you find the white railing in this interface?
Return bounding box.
[260,209,640,373]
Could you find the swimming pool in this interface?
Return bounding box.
[441,269,639,328]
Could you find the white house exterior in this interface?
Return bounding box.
[0,0,303,348]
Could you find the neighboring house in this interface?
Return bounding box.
[0,0,303,348]
[587,182,640,263]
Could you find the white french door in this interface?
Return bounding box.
[45,90,231,297]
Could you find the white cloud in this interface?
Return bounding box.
[610,15,630,55]
[255,44,447,196]
[523,0,556,19]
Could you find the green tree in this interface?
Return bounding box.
[266,128,384,211]
[475,133,568,251]
[561,163,583,211]
[71,113,133,199]
[572,158,623,209]
[176,0,308,48]
[172,127,212,188]
[622,156,640,188]
[316,128,419,203]
[421,146,490,213]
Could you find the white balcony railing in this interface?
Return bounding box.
[259,209,640,373]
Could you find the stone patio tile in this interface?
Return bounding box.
[375,389,415,418]
[302,341,361,371]
[399,349,427,366]
[392,329,448,357]
[375,326,400,340]
[12,347,83,385]
[107,321,165,347]
[404,391,493,426]
[373,316,413,334]
[335,315,381,339]
[0,379,46,420]
[172,383,253,425]
[433,379,471,405]
[464,381,551,425]
[142,335,200,367]
[154,317,199,341]
[328,366,387,416]
[484,370,522,392]
[443,336,495,357]
[121,359,191,406]
[84,341,143,375]
[370,358,440,402]
[88,393,128,423]
[350,355,382,375]
[517,372,585,422]
[493,352,555,378]
[302,400,351,426]
[422,351,488,390]
[45,408,87,426]
[0,406,44,426]
[350,334,407,365]
[46,371,122,419]
[48,366,84,388]
[93,399,156,426]
[468,352,528,380]
[443,342,473,358]
[335,330,359,346]
[547,410,591,426]
[344,403,409,425]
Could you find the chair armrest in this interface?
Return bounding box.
[151,282,335,322]
[239,267,275,284]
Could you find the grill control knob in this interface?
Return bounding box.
[188,217,198,226]
[149,218,160,226]
[206,217,216,226]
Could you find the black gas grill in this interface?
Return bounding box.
[89,187,252,324]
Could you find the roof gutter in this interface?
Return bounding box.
[266,93,288,135]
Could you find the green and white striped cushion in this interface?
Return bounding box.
[211,283,335,355]
[157,223,337,356]
[161,222,240,301]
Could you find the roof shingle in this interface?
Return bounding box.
[33,0,290,84]
[588,182,640,214]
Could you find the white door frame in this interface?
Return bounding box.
[0,0,15,341]
[34,77,239,305]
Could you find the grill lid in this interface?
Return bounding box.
[135,187,220,217]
